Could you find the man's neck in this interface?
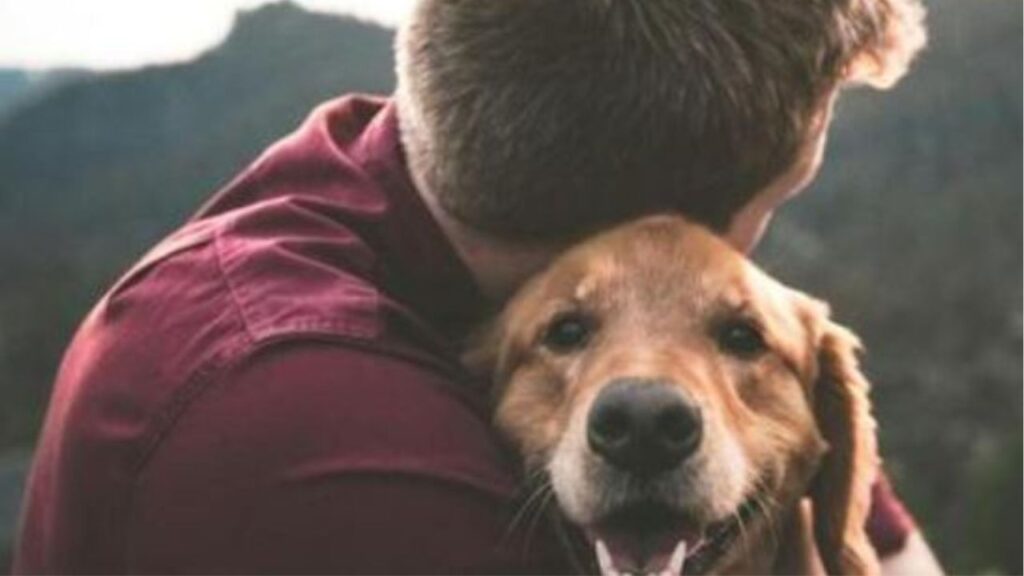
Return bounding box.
[411,176,560,303]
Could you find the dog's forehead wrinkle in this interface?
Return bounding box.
[610,270,708,329]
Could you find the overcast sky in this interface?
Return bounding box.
[0,0,415,70]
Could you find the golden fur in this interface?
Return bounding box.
[466,216,880,574]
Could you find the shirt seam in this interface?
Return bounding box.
[280,463,519,502]
[211,224,259,342]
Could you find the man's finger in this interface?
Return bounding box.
[775,498,827,575]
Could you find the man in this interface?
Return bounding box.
[15,0,940,573]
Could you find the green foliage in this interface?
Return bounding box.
[965,433,1023,574]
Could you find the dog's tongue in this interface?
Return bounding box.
[593,527,702,576]
[596,538,687,576]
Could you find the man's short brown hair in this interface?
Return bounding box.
[396,0,925,240]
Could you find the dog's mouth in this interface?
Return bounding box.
[585,496,761,576]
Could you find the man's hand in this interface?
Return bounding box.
[774,498,944,575]
[774,499,828,575]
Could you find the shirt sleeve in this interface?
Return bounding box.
[124,340,574,574]
[865,472,917,557]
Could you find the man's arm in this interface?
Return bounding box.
[124,341,571,574]
[868,474,944,575]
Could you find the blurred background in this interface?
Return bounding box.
[0,0,1020,572]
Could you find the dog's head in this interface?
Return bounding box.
[466,216,879,575]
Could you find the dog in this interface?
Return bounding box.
[465,215,881,575]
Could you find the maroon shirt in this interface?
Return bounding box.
[14,95,911,574]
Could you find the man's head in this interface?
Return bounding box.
[396,0,925,249]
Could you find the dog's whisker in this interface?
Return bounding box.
[508,485,549,531]
[732,506,750,556]
[753,492,781,554]
[521,485,558,556]
[504,476,553,544]
[750,478,782,551]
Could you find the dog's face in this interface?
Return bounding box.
[467,216,879,575]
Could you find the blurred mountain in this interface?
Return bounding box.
[0,70,30,114]
[0,69,91,120]
[0,0,1019,573]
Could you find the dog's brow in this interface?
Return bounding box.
[574,275,600,301]
[720,286,748,310]
[716,298,756,319]
[540,299,585,326]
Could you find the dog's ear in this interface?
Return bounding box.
[809,320,882,575]
[461,312,524,402]
[462,318,505,384]
[462,278,545,397]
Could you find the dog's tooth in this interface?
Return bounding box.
[596,539,619,576]
[668,540,688,576]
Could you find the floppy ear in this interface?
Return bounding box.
[810,322,882,575]
[462,278,542,397]
[461,313,524,403]
[462,319,505,386]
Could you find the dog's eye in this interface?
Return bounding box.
[542,312,593,352]
[717,319,767,359]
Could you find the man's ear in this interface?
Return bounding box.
[845,0,927,89]
[810,320,882,575]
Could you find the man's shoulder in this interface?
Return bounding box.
[54,90,467,479]
[18,95,530,573]
[50,197,469,477]
[85,204,393,381]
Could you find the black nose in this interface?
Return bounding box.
[587,378,702,475]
